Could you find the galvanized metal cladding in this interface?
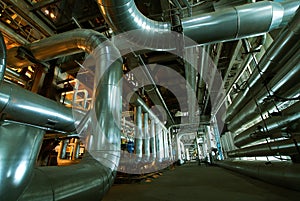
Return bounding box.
[0,0,300,200]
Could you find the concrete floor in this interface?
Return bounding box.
[103,163,300,201]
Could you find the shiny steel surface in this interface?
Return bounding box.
[97,0,171,33]
[217,160,300,191]
[228,48,300,131]
[13,29,123,200]
[0,32,6,83]
[99,0,299,45]
[228,137,300,157]
[0,123,44,201]
[0,82,76,132]
[226,7,300,123]
[144,112,150,161]
[135,106,143,161]
[234,101,300,147]
[150,118,157,161]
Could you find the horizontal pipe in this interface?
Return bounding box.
[18,153,116,201]
[226,7,300,123]
[0,81,77,132]
[228,137,300,158]
[216,160,300,191]
[228,47,300,131]
[234,101,300,147]
[98,0,299,45]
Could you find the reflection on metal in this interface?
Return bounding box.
[0,81,77,132]
[135,106,143,161]
[0,123,44,201]
[228,137,300,157]
[4,29,123,201]
[226,8,300,123]
[0,32,6,83]
[228,48,300,131]
[144,112,150,161]
[217,160,300,191]
[234,101,300,148]
[150,118,157,161]
[98,0,299,44]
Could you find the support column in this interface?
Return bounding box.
[144,113,150,162]
[134,106,143,161]
[150,118,156,161]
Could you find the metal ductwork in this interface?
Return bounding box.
[1,29,123,201]
[227,47,300,131]
[216,160,300,191]
[226,6,300,123]
[97,0,299,44]
[234,101,300,148]
[228,137,300,158]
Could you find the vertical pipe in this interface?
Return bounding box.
[0,123,44,201]
[150,118,156,161]
[155,122,163,162]
[144,113,150,161]
[135,106,143,161]
[0,32,6,83]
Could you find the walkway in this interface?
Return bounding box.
[103,163,300,201]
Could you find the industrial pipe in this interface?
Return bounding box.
[234,101,300,148]
[7,29,123,201]
[97,0,299,44]
[216,160,300,191]
[228,47,300,131]
[135,106,143,161]
[150,118,157,161]
[0,81,77,132]
[0,32,6,83]
[0,123,45,201]
[226,7,300,123]
[144,112,150,161]
[228,137,300,158]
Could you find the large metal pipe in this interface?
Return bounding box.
[216,160,300,191]
[0,81,76,132]
[0,32,6,83]
[234,101,300,148]
[97,0,299,44]
[228,137,300,158]
[0,123,44,201]
[226,7,300,123]
[6,29,123,201]
[228,47,300,131]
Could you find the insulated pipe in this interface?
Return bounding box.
[216,160,300,191]
[226,7,300,123]
[16,29,123,201]
[134,106,143,161]
[0,32,6,83]
[150,118,157,161]
[228,137,300,158]
[0,81,77,132]
[234,101,300,148]
[0,123,44,201]
[144,112,150,161]
[228,47,300,131]
[97,0,299,44]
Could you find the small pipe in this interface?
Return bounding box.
[0,32,6,84]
